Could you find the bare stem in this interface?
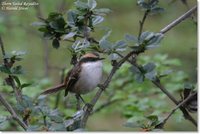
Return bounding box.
[138,10,149,39]
[0,92,27,130]
[160,5,197,34]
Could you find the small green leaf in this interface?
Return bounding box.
[0,65,11,74]
[130,65,141,74]
[88,0,97,10]
[114,40,127,49]
[109,53,119,61]
[150,7,164,15]
[11,65,24,74]
[75,0,88,10]
[67,10,77,26]
[27,125,41,131]
[92,16,104,25]
[145,70,157,81]
[135,73,144,83]
[12,76,21,88]
[63,32,77,40]
[143,62,155,72]
[93,8,111,15]
[99,40,112,50]
[100,30,112,42]
[125,34,138,43]
[49,123,66,131]
[52,38,60,49]
[21,83,32,89]
[159,70,173,77]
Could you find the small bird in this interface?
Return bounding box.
[41,52,104,98]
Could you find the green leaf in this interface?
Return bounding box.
[143,62,155,72]
[125,34,138,43]
[21,83,32,89]
[52,38,60,49]
[135,73,144,83]
[27,125,40,131]
[63,32,77,40]
[100,30,112,42]
[49,123,66,131]
[88,0,97,10]
[67,10,77,27]
[145,70,157,81]
[49,115,63,123]
[11,65,24,74]
[130,65,141,74]
[109,53,119,61]
[0,64,11,74]
[99,40,112,51]
[114,40,127,48]
[150,7,164,15]
[75,0,88,10]
[93,8,111,15]
[159,70,173,77]
[92,16,104,25]
[12,76,21,88]
[0,116,7,124]
[47,12,61,20]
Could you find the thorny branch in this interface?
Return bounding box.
[0,92,27,130]
[78,5,197,128]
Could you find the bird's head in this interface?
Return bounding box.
[79,52,105,63]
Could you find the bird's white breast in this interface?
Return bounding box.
[74,61,103,94]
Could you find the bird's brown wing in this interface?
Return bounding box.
[64,64,81,96]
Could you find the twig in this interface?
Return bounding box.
[0,36,22,103]
[156,92,197,128]
[160,5,197,34]
[138,10,150,39]
[0,92,27,130]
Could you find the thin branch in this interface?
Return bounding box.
[160,5,197,34]
[0,92,27,130]
[138,10,150,39]
[156,92,197,128]
[0,36,22,103]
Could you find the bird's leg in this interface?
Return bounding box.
[75,94,81,110]
[76,94,86,104]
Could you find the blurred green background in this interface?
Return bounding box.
[0,0,197,131]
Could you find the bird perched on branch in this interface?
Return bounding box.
[40,52,104,99]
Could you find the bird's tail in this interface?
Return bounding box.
[41,84,65,95]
